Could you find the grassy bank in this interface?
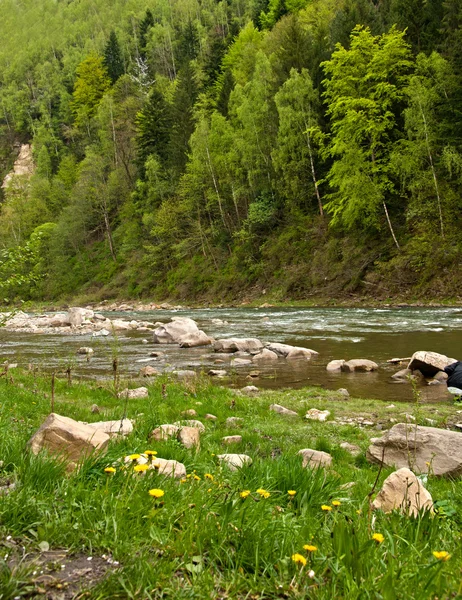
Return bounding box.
[1,370,461,599]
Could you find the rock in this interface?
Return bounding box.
[248,370,260,378]
[231,358,253,366]
[407,351,456,377]
[173,370,197,380]
[119,387,149,400]
[28,413,109,471]
[152,458,186,479]
[150,351,165,358]
[92,328,110,337]
[372,467,433,516]
[226,417,244,427]
[387,357,411,364]
[140,366,158,377]
[151,424,180,441]
[241,386,259,394]
[173,420,205,432]
[269,404,298,417]
[427,378,445,386]
[153,317,209,346]
[90,404,100,414]
[367,423,462,476]
[392,368,412,381]
[217,454,252,471]
[178,330,212,348]
[50,313,71,327]
[305,408,330,422]
[342,359,378,372]
[433,371,448,382]
[87,419,133,437]
[182,409,197,417]
[214,338,264,354]
[208,369,227,377]
[222,435,242,444]
[68,307,95,327]
[340,482,356,490]
[76,347,93,355]
[266,342,318,357]
[326,360,345,372]
[386,404,396,409]
[298,448,332,469]
[337,388,350,398]
[178,426,200,450]
[205,414,217,421]
[252,349,279,363]
[340,442,361,456]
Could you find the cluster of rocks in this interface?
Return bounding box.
[390,351,455,385]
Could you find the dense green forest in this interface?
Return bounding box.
[0,0,461,303]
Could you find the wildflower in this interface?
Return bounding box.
[321,505,332,511]
[332,500,341,507]
[240,490,251,499]
[307,569,315,578]
[128,454,141,461]
[205,473,214,481]
[291,553,307,566]
[144,450,158,457]
[303,544,317,552]
[148,489,165,499]
[356,510,362,515]
[257,488,270,499]
[433,551,451,561]
[288,490,297,496]
[193,475,201,481]
[104,467,116,474]
[134,464,149,473]
[180,478,187,484]
[207,488,212,492]
[372,533,384,544]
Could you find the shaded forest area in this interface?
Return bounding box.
[1,0,462,303]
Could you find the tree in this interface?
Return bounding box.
[139,9,155,60]
[135,87,171,174]
[71,55,111,133]
[322,26,413,249]
[273,68,323,215]
[104,31,124,84]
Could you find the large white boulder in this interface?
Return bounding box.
[372,467,433,516]
[153,317,200,344]
[68,307,94,327]
[407,351,456,377]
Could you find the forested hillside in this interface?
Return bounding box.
[0,0,461,303]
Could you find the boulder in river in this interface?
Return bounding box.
[407,351,456,377]
[252,348,279,363]
[154,317,211,346]
[266,342,318,358]
[326,360,345,372]
[28,413,109,471]
[68,307,94,327]
[342,359,378,372]
[214,338,264,354]
[372,467,433,516]
[367,423,462,477]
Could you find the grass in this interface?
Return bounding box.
[0,370,461,598]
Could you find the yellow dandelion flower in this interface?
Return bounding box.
[148,489,165,498]
[332,500,341,507]
[291,553,307,566]
[186,474,192,479]
[433,551,451,561]
[321,505,332,511]
[180,478,187,484]
[372,533,384,543]
[205,473,214,480]
[144,450,158,456]
[128,454,141,461]
[104,467,116,474]
[207,488,212,492]
[240,490,251,499]
[193,475,201,481]
[257,488,270,498]
[303,545,317,552]
[288,490,297,496]
[356,510,362,515]
[134,464,149,473]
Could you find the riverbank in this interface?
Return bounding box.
[0,370,461,598]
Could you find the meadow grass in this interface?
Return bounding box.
[0,370,461,598]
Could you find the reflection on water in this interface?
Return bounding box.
[1,306,461,403]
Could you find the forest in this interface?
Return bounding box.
[0,0,461,303]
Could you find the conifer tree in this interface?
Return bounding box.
[135,88,171,175]
[104,31,124,84]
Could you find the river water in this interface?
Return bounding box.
[1,306,461,402]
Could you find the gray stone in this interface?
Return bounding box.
[241,386,259,394]
[298,448,332,468]
[226,417,244,427]
[269,404,298,417]
[178,426,200,450]
[267,343,318,358]
[214,338,264,354]
[119,387,149,400]
[326,360,345,372]
[76,347,93,355]
[340,442,361,456]
[342,359,378,372]
[151,424,180,441]
[208,369,227,377]
[153,317,201,344]
[217,453,252,471]
[305,408,330,422]
[252,348,279,363]
[407,351,456,377]
[87,419,133,437]
[222,435,242,444]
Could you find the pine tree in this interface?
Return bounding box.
[135,87,171,176]
[139,9,155,59]
[104,31,124,84]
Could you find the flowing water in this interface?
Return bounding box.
[1,306,462,402]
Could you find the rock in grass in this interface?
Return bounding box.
[119,387,149,400]
[298,448,332,469]
[205,413,217,421]
[269,404,298,417]
[178,426,200,450]
[222,435,242,445]
[77,347,93,355]
[152,458,186,479]
[218,454,252,471]
[181,409,197,417]
[326,360,345,372]
[28,413,109,471]
[86,419,133,437]
[174,419,205,432]
[340,442,361,456]
[407,351,456,377]
[372,467,433,516]
[90,404,100,414]
[140,366,158,377]
[305,408,330,422]
[226,417,244,427]
[241,386,259,394]
[367,423,462,477]
[342,359,378,372]
[151,424,180,440]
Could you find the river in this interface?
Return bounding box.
[1,306,461,402]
